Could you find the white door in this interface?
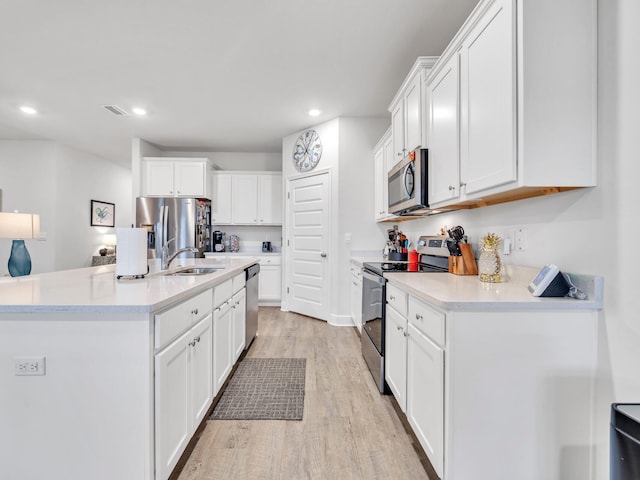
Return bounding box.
[287,172,331,321]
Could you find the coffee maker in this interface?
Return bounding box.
[213,230,225,252]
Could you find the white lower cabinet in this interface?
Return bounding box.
[384,304,407,412]
[258,256,281,303]
[386,280,598,480]
[213,299,232,395]
[213,274,246,395]
[155,314,213,480]
[407,322,444,477]
[349,264,363,332]
[231,287,246,363]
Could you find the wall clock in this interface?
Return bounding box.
[292,129,322,172]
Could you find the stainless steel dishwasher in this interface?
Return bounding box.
[245,262,260,349]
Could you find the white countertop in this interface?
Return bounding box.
[384,266,603,311]
[0,257,257,314]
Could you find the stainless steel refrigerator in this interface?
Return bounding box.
[136,197,211,259]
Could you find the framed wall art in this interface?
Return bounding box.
[90,200,115,227]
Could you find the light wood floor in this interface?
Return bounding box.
[177,307,432,480]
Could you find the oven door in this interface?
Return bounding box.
[361,269,387,393]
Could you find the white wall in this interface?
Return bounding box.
[396,0,639,476]
[0,141,132,274]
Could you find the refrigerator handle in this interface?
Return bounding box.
[162,205,169,251]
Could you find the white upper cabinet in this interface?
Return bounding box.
[210,172,282,225]
[142,157,209,198]
[460,0,516,196]
[258,174,283,224]
[210,173,232,224]
[232,175,260,223]
[388,57,438,169]
[426,0,597,209]
[427,53,461,205]
[373,128,393,222]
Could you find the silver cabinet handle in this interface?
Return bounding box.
[396,325,403,331]
[390,295,395,300]
[189,340,196,347]
[196,336,200,343]
[415,313,423,320]
[460,181,467,187]
[192,308,199,315]
[448,185,455,191]
[320,252,327,258]
[403,332,409,337]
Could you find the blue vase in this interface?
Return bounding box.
[8,240,32,277]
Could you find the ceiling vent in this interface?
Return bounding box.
[101,105,129,116]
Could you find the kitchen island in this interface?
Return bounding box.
[0,257,257,480]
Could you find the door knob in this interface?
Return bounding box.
[320,252,327,258]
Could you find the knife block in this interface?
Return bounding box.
[448,244,478,275]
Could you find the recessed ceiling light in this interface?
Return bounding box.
[132,107,147,116]
[308,109,321,117]
[19,106,38,115]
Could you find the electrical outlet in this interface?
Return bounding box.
[15,356,46,376]
[515,226,528,251]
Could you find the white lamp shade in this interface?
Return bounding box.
[103,234,117,245]
[0,212,40,239]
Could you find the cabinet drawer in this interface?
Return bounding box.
[213,279,233,308]
[155,289,213,349]
[386,283,408,317]
[232,272,245,293]
[258,256,281,266]
[408,295,445,346]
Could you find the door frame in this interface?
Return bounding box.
[281,168,332,321]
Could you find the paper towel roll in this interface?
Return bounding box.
[115,228,148,277]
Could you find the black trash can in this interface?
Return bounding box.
[611,403,640,480]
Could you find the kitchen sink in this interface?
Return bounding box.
[163,266,226,276]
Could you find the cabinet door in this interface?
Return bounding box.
[460,0,516,196]
[190,314,213,428]
[390,101,405,167]
[258,265,281,302]
[385,306,408,412]
[231,288,246,362]
[373,146,386,221]
[259,174,283,224]
[213,302,233,394]
[155,330,191,480]
[232,175,259,224]
[349,272,363,332]
[404,74,423,153]
[144,161,175,196]
[211,174,232,224]
[428,53,461,205]
[407,323,444,478]
[174,162,206,197]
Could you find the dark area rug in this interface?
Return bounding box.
[210,358,306,421]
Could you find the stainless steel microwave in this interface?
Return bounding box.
[388,149,432,215]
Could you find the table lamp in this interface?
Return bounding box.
[0,212,40,277]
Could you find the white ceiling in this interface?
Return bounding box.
[0,0,478,167]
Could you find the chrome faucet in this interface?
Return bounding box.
[161,238,198,270]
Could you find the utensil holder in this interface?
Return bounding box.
[388,252,407,261]
[448,244,478,275]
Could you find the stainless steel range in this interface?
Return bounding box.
[361,236,449,393]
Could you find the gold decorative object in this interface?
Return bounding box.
[478,233,503,282]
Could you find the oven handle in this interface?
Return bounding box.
[362,269,386,286]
